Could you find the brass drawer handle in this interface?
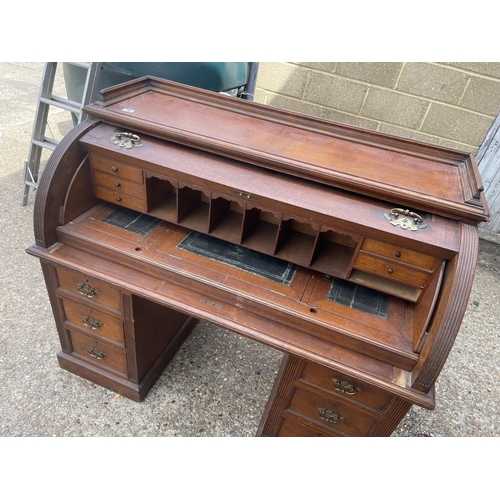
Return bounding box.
[77,282,99,298]
[332,377,359,395]
[87,347,107,360]
[112,131,143,149]
[384,208,427,231]
[318,407,344,424]
[82,316,103,330]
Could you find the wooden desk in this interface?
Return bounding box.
[27,77,489,436]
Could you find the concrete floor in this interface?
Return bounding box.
[1,62,499,440]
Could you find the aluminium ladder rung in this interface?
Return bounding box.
[39,95,86,115]
[32,137,58,151]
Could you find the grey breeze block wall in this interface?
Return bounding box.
[253,62,500,154]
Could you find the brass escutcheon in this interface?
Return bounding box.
[318,407,344,424]
[332,377,359,395]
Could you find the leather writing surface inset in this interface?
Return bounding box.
[177,231,298,285]
[327,279,390,319]
[102,207,162,236]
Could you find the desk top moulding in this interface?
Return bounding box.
[84,76,489,224]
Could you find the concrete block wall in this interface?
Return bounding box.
[254,62,500,153]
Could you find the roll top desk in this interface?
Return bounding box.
[27,77,489,437]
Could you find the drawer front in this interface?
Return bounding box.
[278,417,336,437]
[93,169,145,199]
[61,298,124,345]
[360,239,438,270]
[56,267,121,311]
[69,330,127,376]
[94,185,148,213]
[287,388,379,436]
[355,252,431,287]
[90,155,144,184]
[300,363,393,412]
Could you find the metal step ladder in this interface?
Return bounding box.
[21,62,101,206]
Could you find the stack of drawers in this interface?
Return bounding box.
[260,355,405,437]
[55,267,128,379]
[352,238,441,302]
[91,156,147,213]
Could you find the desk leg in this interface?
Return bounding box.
[256,354,302,437]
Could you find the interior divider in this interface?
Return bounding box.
[208,195,244,244]
[145,173,361,281]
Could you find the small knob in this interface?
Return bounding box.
[115,182,121,187]
[116,197,122,202]
[387,268,394,274]
[112,167,118,172]
[395,251,401,258]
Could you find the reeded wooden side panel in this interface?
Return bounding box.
[411,223,479,391]
[39,262,71,352]
[257,354,300,437]
[33,119,100,248]
[370,398,413,437]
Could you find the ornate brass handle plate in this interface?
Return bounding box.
[77,282,99,298]
[87,347,107,360]
[384,208,427,231]
[111,131,143,149]
[318,407,344,424]
[332,377,359,395]
[82,316,103,330]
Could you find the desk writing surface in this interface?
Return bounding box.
[56,202,417,372]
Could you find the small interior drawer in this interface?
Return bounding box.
[90,155,144,184]
[354,252,431,288]
[360,239,439,270]
[56,267,121,311]
[94,185,148,213]
[93,170,145,198]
